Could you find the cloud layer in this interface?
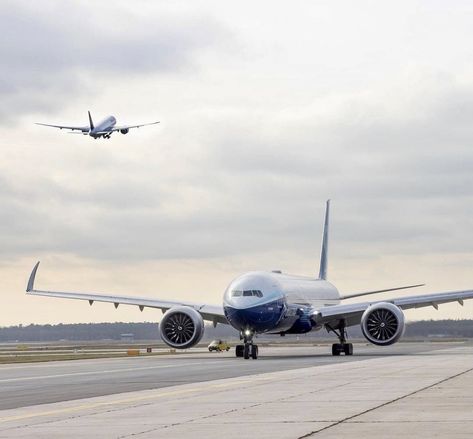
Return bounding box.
[0,1,228,121]
[2,1,473,324]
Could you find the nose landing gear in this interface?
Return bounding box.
[236,331,258,359]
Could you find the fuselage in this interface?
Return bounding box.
[89,115,116,137]
[223,271,340,335]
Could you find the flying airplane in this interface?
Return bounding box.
[36,111,159,139]
[26,201,473,359]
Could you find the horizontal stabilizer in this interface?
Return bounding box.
[339,283,425,300]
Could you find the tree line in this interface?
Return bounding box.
[0,320,472,342]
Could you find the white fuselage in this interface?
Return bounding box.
[90,116,116,137]
[223,271,340,334]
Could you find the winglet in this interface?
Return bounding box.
[27,261,40,292]
[88,111,94,130]
[318,200,330,280]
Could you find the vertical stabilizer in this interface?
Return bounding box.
[318,200,330,280]
[88,111,94,130]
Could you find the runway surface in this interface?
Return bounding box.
[0,342,459,410]
[0,342,472,438]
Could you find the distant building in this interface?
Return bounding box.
[120,333,134,342]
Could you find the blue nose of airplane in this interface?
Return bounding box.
[224,298,285,332]
[223,272,286,333]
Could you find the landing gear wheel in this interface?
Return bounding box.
[327,320,353,357]
[343,343,353,356]
[235,345,244,357]
[332,343,343,356]
[332,343,353,356]
[251,345,258,359]
[243,344,250,359]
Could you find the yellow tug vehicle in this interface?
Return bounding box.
[208,339,231,352]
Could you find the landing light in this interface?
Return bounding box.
[244,329,251,336]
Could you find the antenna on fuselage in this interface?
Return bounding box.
[88,111,94,131]
[318,199,330,280]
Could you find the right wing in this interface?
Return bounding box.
[111,121,160,131]
[26,262,228,325]
[36,123,89,133]
[315,288,473,328]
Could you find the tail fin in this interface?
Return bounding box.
[318,200,330,280]
[88,111,94,130]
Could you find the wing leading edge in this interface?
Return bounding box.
[26,262,227,325]
[35,123,89,132]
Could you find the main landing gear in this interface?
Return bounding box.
[327,321,353,356]
[235,331,258,359]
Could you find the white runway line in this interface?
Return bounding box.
[0,360,224,384]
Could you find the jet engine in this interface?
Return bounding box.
[360,302,405,346]
[159,306,205,349]
[120,128,129,134]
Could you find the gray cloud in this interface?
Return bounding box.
[0,1,229,121]
[1,2,473,269]
[4,2,473,325]
[1,82,473,264]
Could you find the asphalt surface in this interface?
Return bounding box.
[0,342,460,410]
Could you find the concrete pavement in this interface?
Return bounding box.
[0,343,472,438]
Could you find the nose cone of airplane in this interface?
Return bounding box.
[223,272,286,333]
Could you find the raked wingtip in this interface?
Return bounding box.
[27,261,40,292]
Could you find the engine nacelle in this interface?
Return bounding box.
[361,302,405,346]
[120,128,129,134]
[159,306,204,349]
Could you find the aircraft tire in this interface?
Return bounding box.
[343,343,353,356]
[332,343,342,356]
[243,344,250,359]
[251,345,258,359]
[235,345,244,357]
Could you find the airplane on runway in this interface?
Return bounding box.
[25,201,473,359]
[36,111,159,139]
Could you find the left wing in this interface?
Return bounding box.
[314,288,473,327]
[26,262,228,324]
[111,121,160,131]
[36,123,89,132]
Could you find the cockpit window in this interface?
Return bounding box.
[232,289,263,297]
[253,290,263,298]
[233,290,264,297]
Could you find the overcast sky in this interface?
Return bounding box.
[2,0,473,326]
